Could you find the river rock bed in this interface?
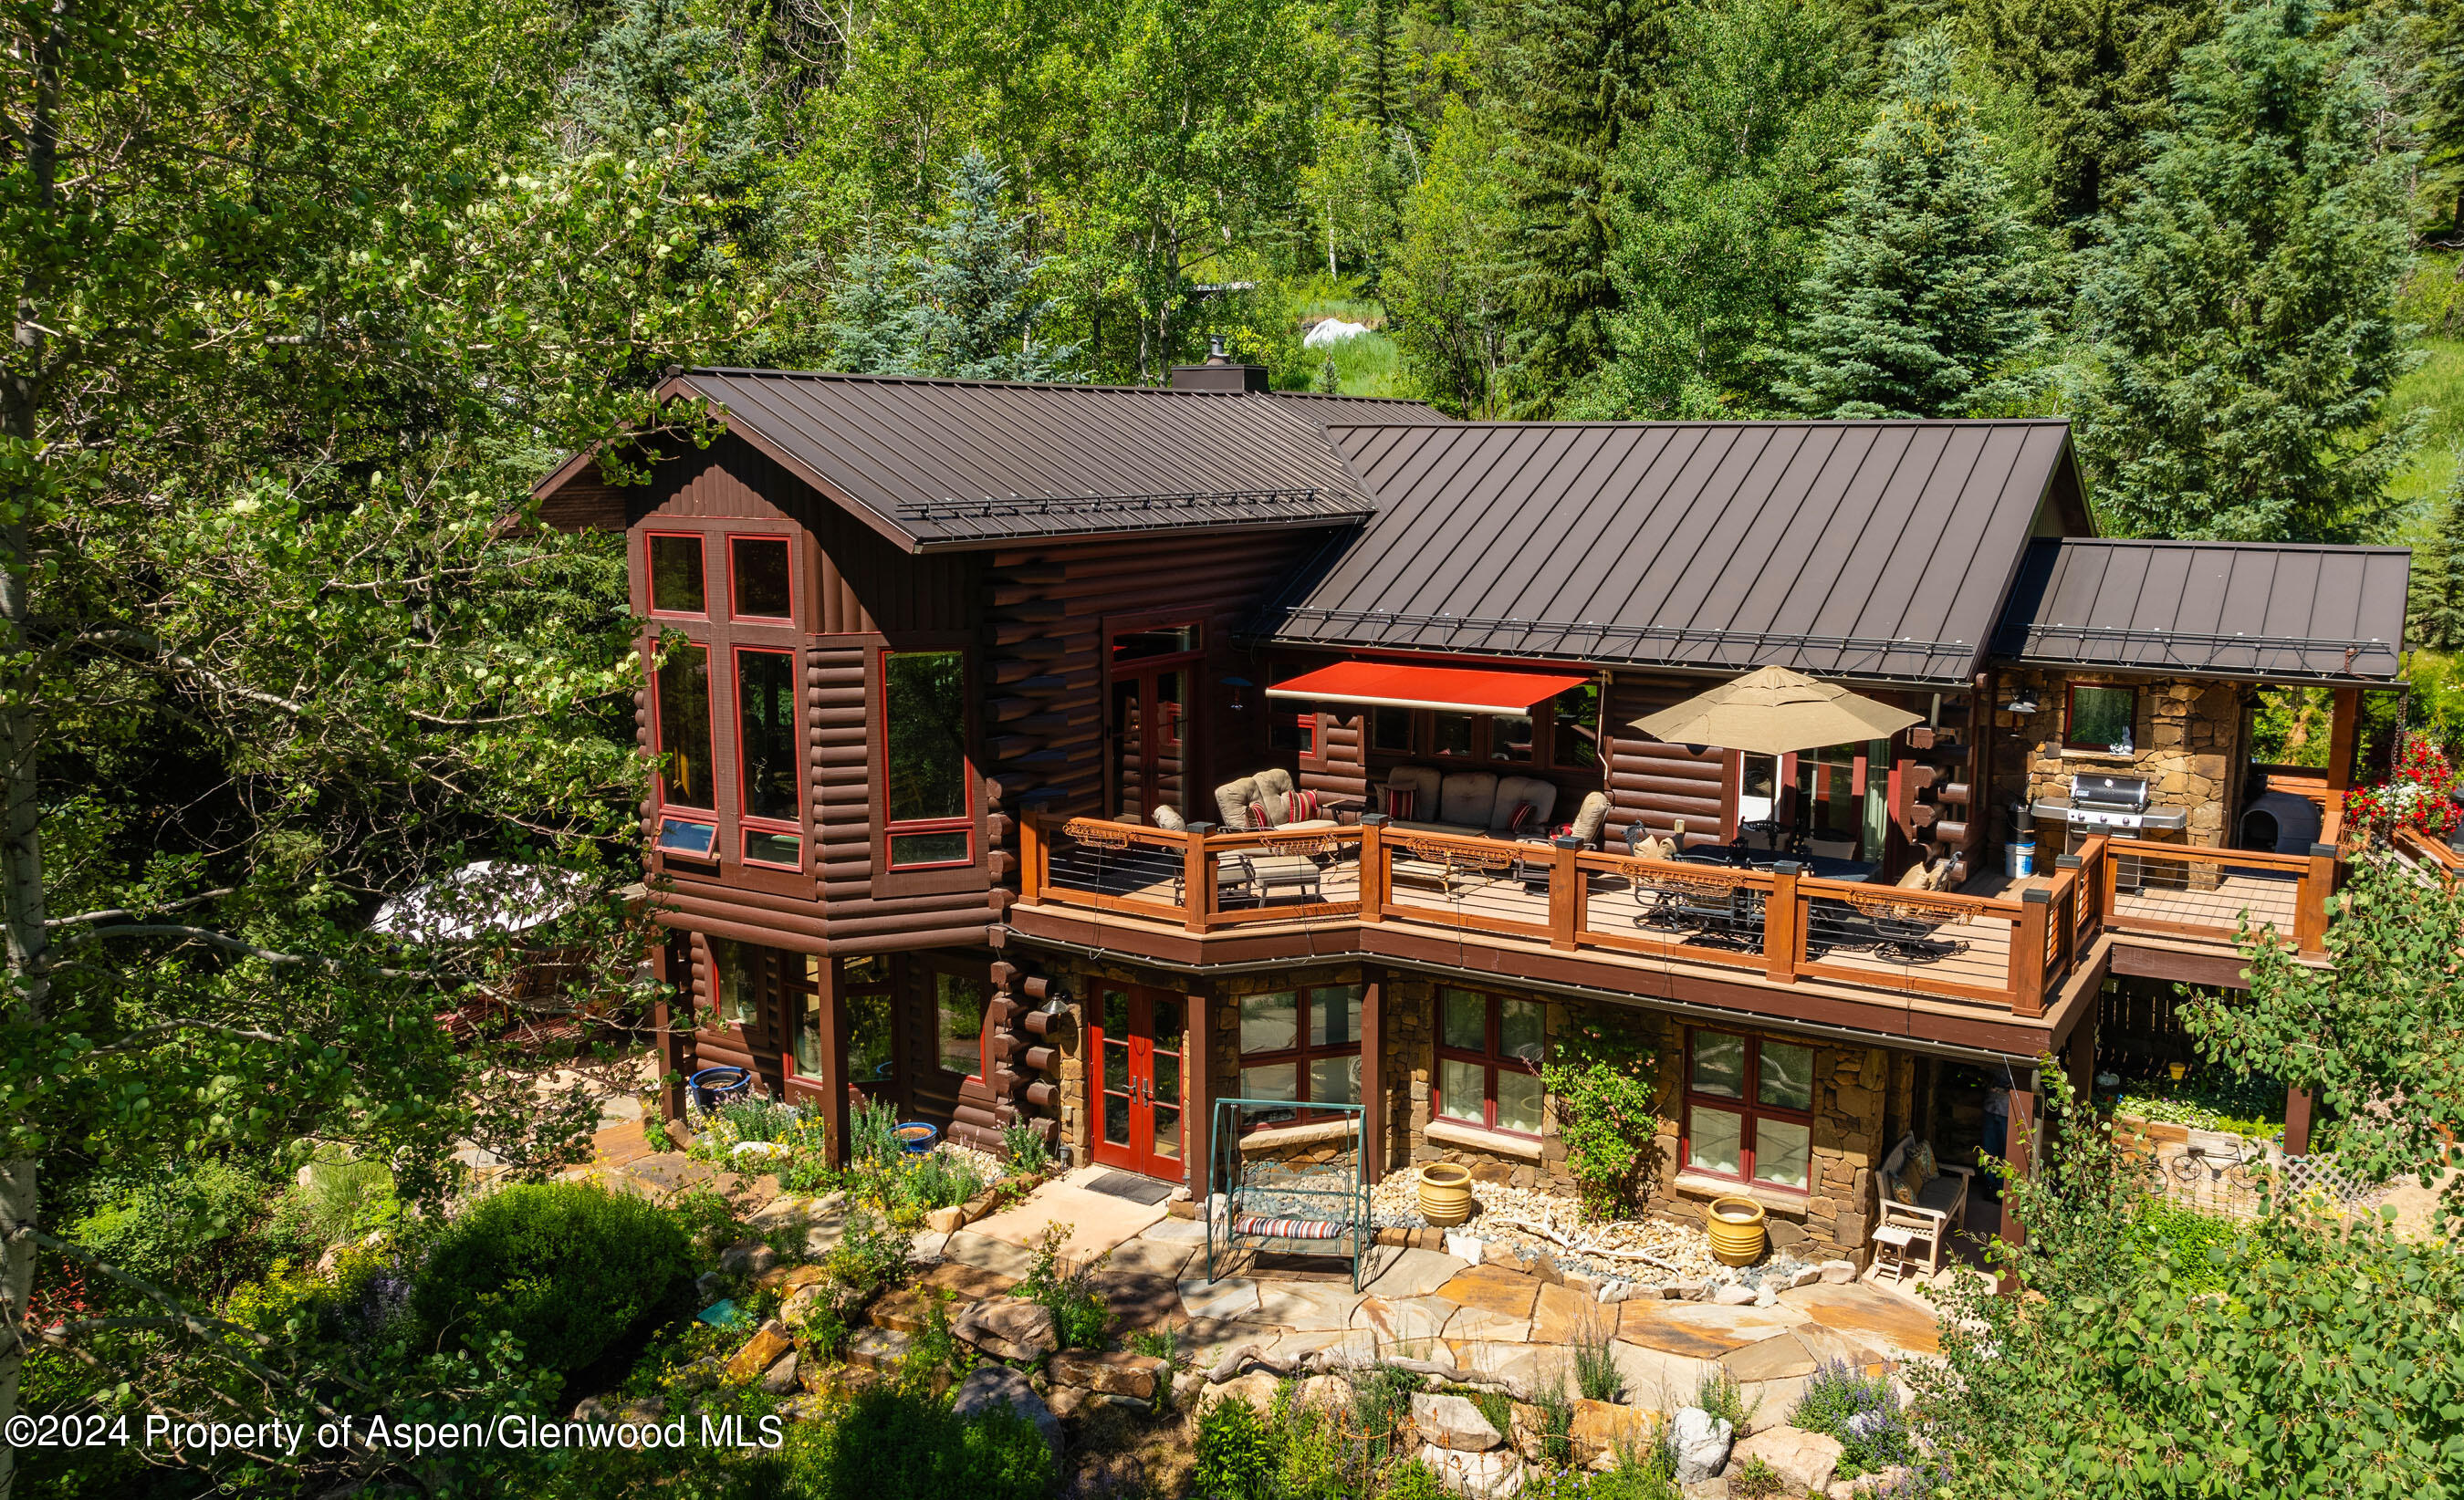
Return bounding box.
[1363,1174,1825,1286]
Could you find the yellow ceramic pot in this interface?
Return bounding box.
[1417,1163,1475,1226]
[1706,1194,1768,1266]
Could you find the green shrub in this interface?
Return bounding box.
[1017,1222,1111,1349]
[1693,1367,1759,1434]
[901,1151,986,1213]
[71,1157,282,1304]
[1789,1359,1913,1476]
[412,1182,693,1387]
[1728,1455,1784,1500]
[274,1146,399,1248]
[780,1372,1054,1500]
[850,1099,903,1169]
[2123,1197,2250,1295]
[1539,1010,1664,1214]
[1571,1306,1622,1401]
[1001,1122,1051,1176]
[1195,1391,1279,1500]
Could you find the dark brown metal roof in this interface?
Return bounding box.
[668,369,1391,551]
[1271,391,1456,424]
[1992,538,2408,682]
[1266,420,2083,685]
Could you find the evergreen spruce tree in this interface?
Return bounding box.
[1773,30,2047,418]
[1491,0,1671,414]
[2410,478,2464,652]
[2075,0,2417,542]
[1963,0,2219,228]
[822,229,910,375]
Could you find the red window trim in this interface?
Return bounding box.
[1679,1027,1814,1193]
[725,532,798,625]
[649,639,718,822]
[2062,680,2136,752]
[732,644,804,871]
[1235,984,1364,1127]
[644,531,712,620]
[881,648,976,871]
[1432,986,1546,1139]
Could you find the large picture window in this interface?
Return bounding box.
[883,651,972,869]
[655,643,715,812]
[934,970,988,1078]
[1682,1030,1814,1191]
[1435,988,1545,1135]
[2064,682,2135,753]
[736,648,801,868]
[648,533,706,616]
[1236,984,1363,1121]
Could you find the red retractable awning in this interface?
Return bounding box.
[1265,661,1592,715]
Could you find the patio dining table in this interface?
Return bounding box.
[1681,843,1878,884]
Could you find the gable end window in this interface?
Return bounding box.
[2063,682,2135,753]
[647,533,707,617]
[883,650,973,869]
[729,535,795,621]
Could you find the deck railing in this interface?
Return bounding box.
[2393,824,2464,883]
[1024,818,2335,1006]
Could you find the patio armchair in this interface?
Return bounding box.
[1173,851,1259,909]
[1869,847,1969,962]
[1216,769,1343,833]
[1874,1133,1974,1277]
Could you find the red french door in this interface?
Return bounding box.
[1107,623,1199,821]
[1090,984,1186,1181]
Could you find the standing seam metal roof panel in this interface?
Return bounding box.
[1990,538,2408,682]
[1269,419,2076,684]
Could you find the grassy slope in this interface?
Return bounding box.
[2386,334,2464,539]
[1297,293,1410,399]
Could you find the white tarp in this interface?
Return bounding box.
[1303,318,1371,348]
[370,860,591,943]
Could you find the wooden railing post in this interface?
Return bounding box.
[2296,841,2336,955]
[2012,888,2052,1017]
[1358,815,1389,923]
[1183,822,1215,932]
[1548,837,1582,950]
[1765,862,1801,984]
[1019,813,1046,906]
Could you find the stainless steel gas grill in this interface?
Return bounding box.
[2029,772,2190,853]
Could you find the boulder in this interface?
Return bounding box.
[953,1298,1059,1362]
[1729,1426,1843,1495]
[724,1321,794,1384]
[950,1365,1062,1459]
[754,1263,830,1293]
[1569,1400,1657,1468]
[1819,1260,1858,1285]
[759,1352,800,1395]
[719,1240,780,1277]
[1668,1406,1735,1484]
[1507,1401,1550,1463]
[1049,1351,1169,1400]
[1827,1469,1913,1499]
[1171,1370,1209,1409]
[1213,1370,1282,1413]
[1445,1233,1486,1266]
[1415,1442,1524,1498]
[1411,1392,1504,1453]
[1786,1266,1824,1290]
[845,1327,912,1370]
[780,1283,832,1331]
[925,1204,966,1234]
[1046,1384,1095,1421]
[1712,1283,1758,1307]
[1753,1286,1779,1308]
[1296,1374,1352,1411]
[1665,1280,1707,1300]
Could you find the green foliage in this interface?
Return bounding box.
[1728,1455,1786,1500]
[1196,1391,1281,1499]
[2197,856,2464,1227]
[1789,1359,1914,1475]
[1386,102,1519,416]
[1540,1009,1665,1214]
[1571,1307,1623,1401]
[2121,1197,2251,1294]
[274,1147,402,1250]
[2108,1064,2286,1137]
[1017,1222,1112,1349]
[1001,1121,1053,1176]
[1466,1386,1515,1435]
[779,1370,1057,1500]
[2412,471,2464,652]
[851,1099,905,1171]
[1583,0,1870,417]
[1775,28,2049,416]
[412,1182,694,1387]
[1694,1367,1761,1434]
[68,1158,287,1306]
[1911,1064,2464,1498]
[825,1207,914,1309]
[2075,0,2421,542]
[901,1151,988,1213]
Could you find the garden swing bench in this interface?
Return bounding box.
[1204,1097,1373,1292]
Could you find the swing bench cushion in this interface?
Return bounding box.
[1232,1214,1346,1240]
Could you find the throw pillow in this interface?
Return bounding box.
[1387,786,1417,821]
[1247,799,1270,831]
[1911,1140,1938,1184]
[1888,1173,1917,1206]
[1153,805,1185,832]
[1289,787,1320,822]
[1509,799,1537,834]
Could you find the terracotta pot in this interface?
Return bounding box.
[1706,1194,1768,1266]
[1417,1163,1475,1226]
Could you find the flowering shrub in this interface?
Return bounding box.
[1540,1008,1665,1214]
[1790,1359,1914,1476]
[2341,733,2459,843]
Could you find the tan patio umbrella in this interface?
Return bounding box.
[1630,664,1921,756]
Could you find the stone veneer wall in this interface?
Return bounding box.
[1994,668,2244,850]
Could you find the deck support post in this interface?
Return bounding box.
[815,955,850,1168]
[653,934,690,1122]
[2012,889,2052,1018]
[1549,837,1582,950]
[1996,1078,2039,1294]
[2322,686,2361,844]
[1186,989,1213,1193]
[1765,861,1801,984]
[1183,823,1215,932]
[2283,1085,2314,1157]
[1361,969,1384,1184]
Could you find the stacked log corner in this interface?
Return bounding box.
[946,958,1069,1155]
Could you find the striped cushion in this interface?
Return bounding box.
[1509,800,1538,834]
[1387,786,1417,820]
[1248,800,1271,830]
[1289,787,1320,822]
[1233,1214,1345,1240]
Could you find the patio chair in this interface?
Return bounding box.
[1172,851,1259,908]
[1875,1133,1973,1277]
[1254,767,1343,832]
[1866,848,1969,962]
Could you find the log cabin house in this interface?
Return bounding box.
[536,355,2407,1262]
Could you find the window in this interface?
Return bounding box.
[2065,682,2135,752]
[799,955,897,1086]
[934,970,988,1078]
[1111,625,1201,661]
[1551,684,1601,770]
[709,936,757,1028]
[1371,706,1414,755]
[655,818,717,859]
[1432,713,1475,757]
[729,535,794,620]
[655,643,715,811]
[1682,1030,1814,1191]
[1236,984,1363,1120]
[1488,714,1535,764]
[883,651,972,868]
[648,533,705,615]
[736,648,800,868]
[1270,711,1319,756]
[1435,988,1545,1135]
